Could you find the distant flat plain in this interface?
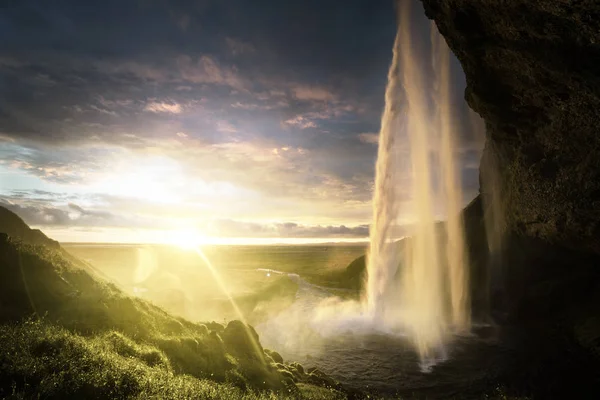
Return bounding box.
[63,243,367,321]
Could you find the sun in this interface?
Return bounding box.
[167,228,208,250]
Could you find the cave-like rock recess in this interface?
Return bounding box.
[421,0,600,254]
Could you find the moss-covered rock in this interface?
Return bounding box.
[222,320,264,361]
[264,348,283,364]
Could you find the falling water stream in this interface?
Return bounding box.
[365,0,470,365]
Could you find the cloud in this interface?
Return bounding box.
[144,101,182,114]
[0,199,118,227]
[283,116,317,129]
[282,105,354,130]
[1,186,372,238]
[205,218,369,238]
[292,85,335,102]
[358,132,379,144]
[177,55,246,90]
[67,203,114,220]
[0,0,483,239]
[231,102,261,110]
[216,120,238,133]
[226,38,255,55]
[93,60,168,82]
[230,97,288,111]
[90,105,118,117]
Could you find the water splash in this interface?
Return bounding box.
[365,0,470,364]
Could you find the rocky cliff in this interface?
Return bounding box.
[421,0,600,254]
[420,4,600,382]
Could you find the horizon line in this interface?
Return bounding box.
[60,237,371,246]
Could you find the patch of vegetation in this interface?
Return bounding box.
[0,319,347,399]
[0,234,349,399]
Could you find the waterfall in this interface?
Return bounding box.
[365,0,470,365]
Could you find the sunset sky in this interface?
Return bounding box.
[0,0,483,244]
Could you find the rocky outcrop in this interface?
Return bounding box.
[421,0,600,254]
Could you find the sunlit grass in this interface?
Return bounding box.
[0,319,347,399]
[0,238,348,399]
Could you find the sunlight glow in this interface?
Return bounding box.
[92,156,184,205]
[167,228,209,249]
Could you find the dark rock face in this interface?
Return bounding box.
[420,6,600,393]
[421,0,600,254]
[461,196,491,320]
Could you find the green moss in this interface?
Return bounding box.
[0,320,345,400]
[0,238,348,399]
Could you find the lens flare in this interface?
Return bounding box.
[191,246,266,364]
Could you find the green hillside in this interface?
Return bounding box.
[0,208,352,400]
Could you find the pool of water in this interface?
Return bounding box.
[255,271,502,397]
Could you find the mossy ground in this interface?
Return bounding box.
[0,319,349,400]
[0,237,348,399]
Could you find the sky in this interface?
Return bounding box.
[0,0,484,244]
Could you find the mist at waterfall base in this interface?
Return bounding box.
[260,1,478,377]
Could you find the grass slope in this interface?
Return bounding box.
[0,234,349,399]
[0,320,345,400]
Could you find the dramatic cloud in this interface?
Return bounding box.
[1,199,119,228]
[284,116,317,129]
[0,0,482,242]
[177,55,247,90]
[144,102,183,114]
[292,85,335,102]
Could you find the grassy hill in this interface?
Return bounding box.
[0,206,59,249]
[0,208,354,400]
